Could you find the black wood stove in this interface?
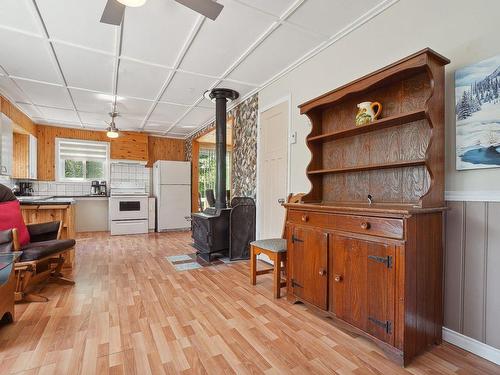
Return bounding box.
[191,88,239,261]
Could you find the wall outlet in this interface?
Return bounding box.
[290,131,297,144]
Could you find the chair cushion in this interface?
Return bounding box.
[20,239,75,261]
[250,238,286,252]
[0,200,30,246]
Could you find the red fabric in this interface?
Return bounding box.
[0,200,30,246]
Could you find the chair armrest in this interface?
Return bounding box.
[0,229,16,252]
[27,221,61,242]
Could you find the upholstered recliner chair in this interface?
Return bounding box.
[0,184,76,302]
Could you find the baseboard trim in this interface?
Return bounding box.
[443,327,500,365]
[445,190,500,202]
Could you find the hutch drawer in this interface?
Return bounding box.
[332,214,404,239]
[288,210,331,227]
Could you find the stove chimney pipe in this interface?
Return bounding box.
[204,88,239,209]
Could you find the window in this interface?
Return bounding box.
[56,138,109,181]
[198,145,231,208]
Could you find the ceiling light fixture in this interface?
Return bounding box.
[116,0,147,7]
[106,112,120,139]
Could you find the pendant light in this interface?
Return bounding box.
[106,112,120,139]
[116,0,147,7]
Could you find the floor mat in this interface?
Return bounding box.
[166,253,236,271]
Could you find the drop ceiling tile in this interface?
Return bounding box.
[55,43,114,92]
[287,0,379,37]
[0,29,61,83]
[0,76,29,103]
[179,106,213,126]
[160,71,217,106]
[115,117,142,131]
[37,106,80,124]
[228,23,324,85]
[0,0,43,35]
[121,0,198,66]
[149,102,187,123]
[144,122,171,132]
[70,89,115,113]
[78,111,109,126]
[116,97,153,119]
[36,0,116,52]
[179,0,275,77]
[217,80,256,98]
[117,59,170,100]
[16,102,42,118]
[13,79,73,109]
[236,0,296,16]
[172,124,198,133]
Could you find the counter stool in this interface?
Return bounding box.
[250,239,286,298]
[249,193,305,299]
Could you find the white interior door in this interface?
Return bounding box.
[257,100,289,239]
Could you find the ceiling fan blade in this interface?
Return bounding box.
[175,0,223,20]
[100,0,126,26]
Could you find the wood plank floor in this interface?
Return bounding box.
[0,231,498,375]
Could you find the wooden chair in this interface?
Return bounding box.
[249,193,304,298]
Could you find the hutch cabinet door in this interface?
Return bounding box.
[288,226,328,310]
[331,235,395,345]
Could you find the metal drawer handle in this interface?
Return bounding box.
[360,221,371,230]
[334,274,342,283]
[301,214,309,222]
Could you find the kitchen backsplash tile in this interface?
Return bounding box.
[110,163,151,193]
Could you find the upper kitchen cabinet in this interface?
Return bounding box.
[13,132,37,179]
[0,114,14,176]
[110,132,149,161]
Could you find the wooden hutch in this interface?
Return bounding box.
[284,49,450,365]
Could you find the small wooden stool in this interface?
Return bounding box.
[250,239,287,298]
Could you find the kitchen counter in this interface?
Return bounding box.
[17,196,77,205]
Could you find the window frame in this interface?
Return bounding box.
[55,138,110,182]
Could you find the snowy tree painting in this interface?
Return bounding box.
[455,54,500,170]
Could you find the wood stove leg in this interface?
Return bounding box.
[250,246,257,285]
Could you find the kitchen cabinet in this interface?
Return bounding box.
[75,197,109,232]
[0,114,13,176]
[13,133,37,179]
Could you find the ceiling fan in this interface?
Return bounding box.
[100,0,224,26]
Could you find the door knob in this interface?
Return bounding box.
[334,274,343,282]
[278,198,285,204]
[319,269,327,276]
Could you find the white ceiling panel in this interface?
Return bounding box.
[116,97,153,119]
[0,0,43,35]
[13,79,73,109]
[228,23,324,85]
[115,116,142,130]
[161,71,217,106]
[180,0,275,77]
[16,102,43,118]
[70,89,115,113]
[121,0,198,66]
[149,102,188,123]
[288,0,379,37]
[179,106,214,126]
[236,0,295,16]
[0,29,61,83]
[55,43,114,92]
[144,122,171,132]
[36,0,117,52]
[79,111,109,126]
[117,58,170,100]
[217,80,256,98]
[36,106,80,124]
[0,76,28,103]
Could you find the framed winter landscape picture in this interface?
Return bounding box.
[455,54,500,170]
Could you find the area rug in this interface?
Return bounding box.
[166,253,233,272]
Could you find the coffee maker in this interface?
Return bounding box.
[98,181,107,196]
[19,182,33,196]
[91,181,100,195]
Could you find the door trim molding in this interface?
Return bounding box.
[442,327,500,365]
[256,95,291,239]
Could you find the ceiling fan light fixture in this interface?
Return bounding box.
[117,0,147,7]
[106,127,120,138]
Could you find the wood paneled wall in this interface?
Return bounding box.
[12,133,29,178]
[0,96,36,135]
[147,136,185,167]
[36,125,185,180]
[445,201,500,350]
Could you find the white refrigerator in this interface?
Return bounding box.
[153,160,191,231]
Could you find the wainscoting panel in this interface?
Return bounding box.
[445,201,500,350]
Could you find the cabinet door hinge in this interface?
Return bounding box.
[291,235,303,243]
[368,255,393,268]
[291,279,303,288]
[368,317,392,334]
